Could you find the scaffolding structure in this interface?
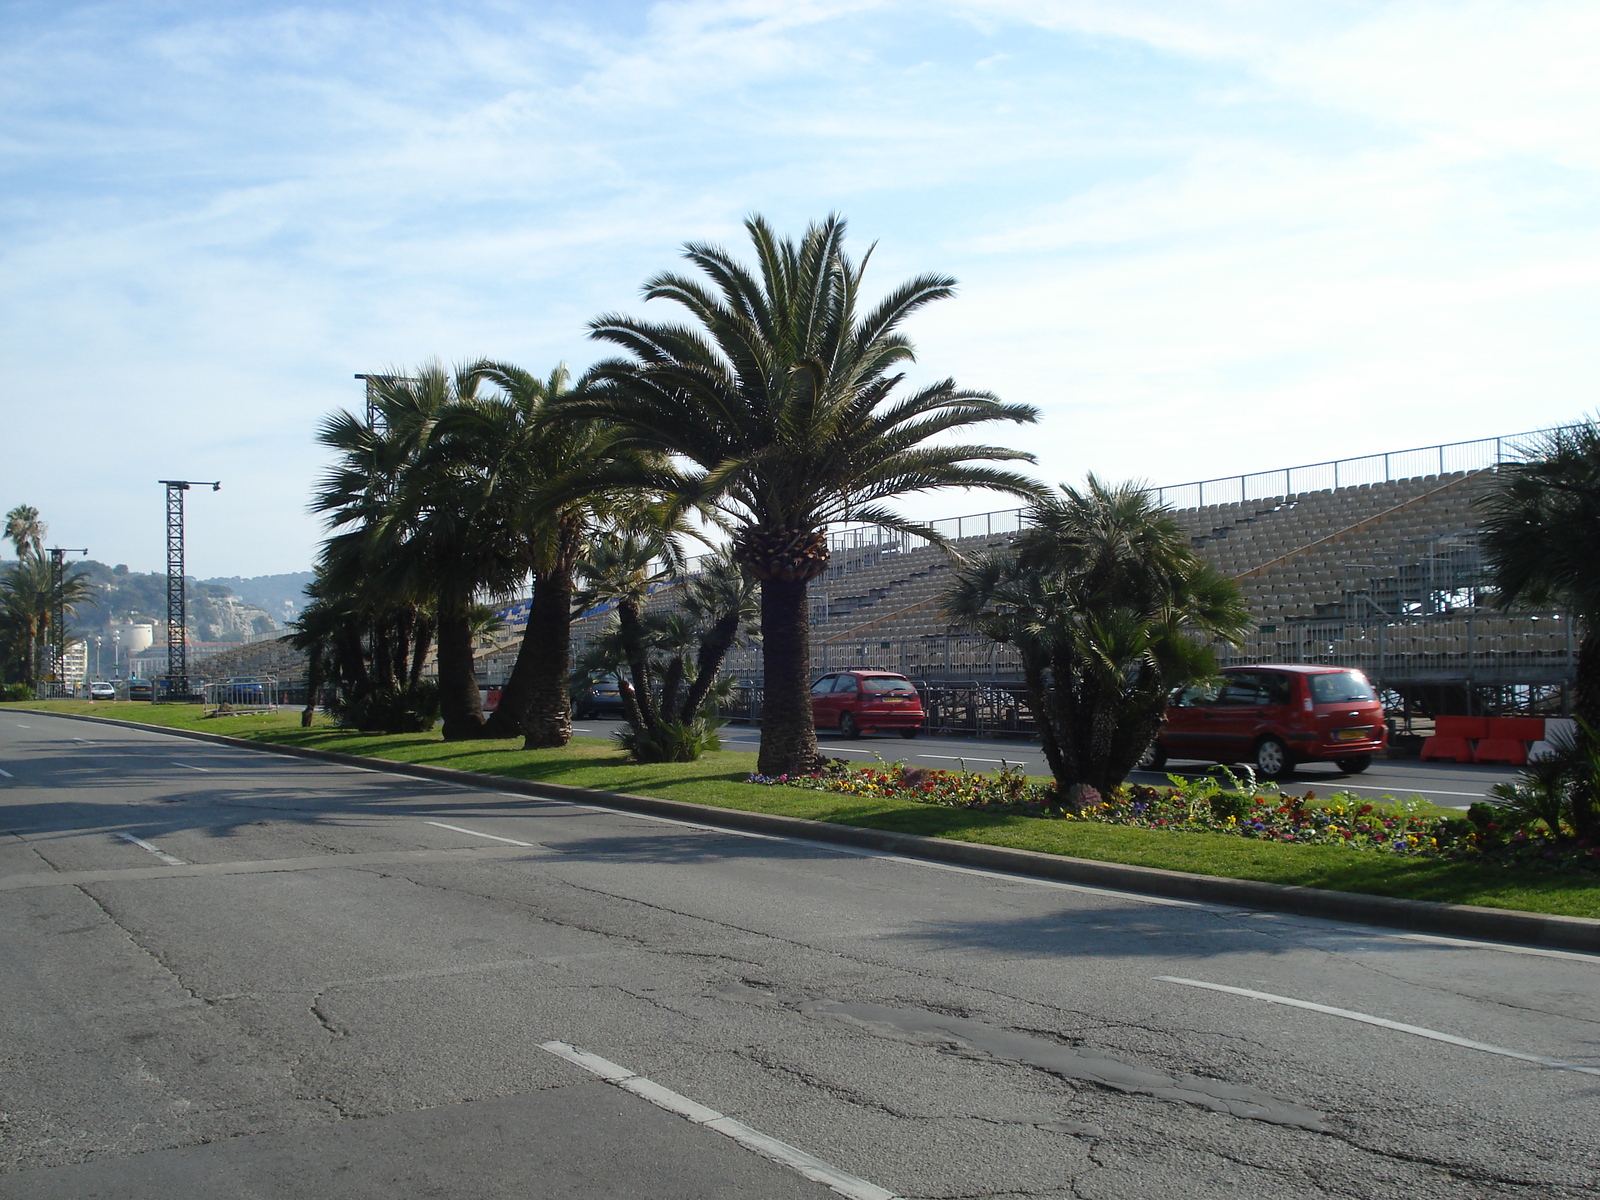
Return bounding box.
[157,480,219,701]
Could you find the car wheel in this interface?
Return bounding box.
[839,713,861,739]
[1136,741,1167,771]
[1336,754,1373,774]
[900,726,919,739]
[1254,737,1292,781]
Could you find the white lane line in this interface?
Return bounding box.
[0,767,13,778]
[115,832,186,866]
[14,724,30,728]
[913,754,1009,765]
[1158,976,1600,1076]
[425,821,537,847]
[540,1042,897,1200]
[171,761,212,772]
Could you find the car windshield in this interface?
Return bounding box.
[1309,671,1377,704]
[862,677,916,693]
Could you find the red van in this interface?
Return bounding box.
[1141,665,1387,780]
[810,670,925,739]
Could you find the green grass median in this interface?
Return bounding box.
[11,699,1600,921]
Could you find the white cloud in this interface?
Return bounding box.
[3,0,1600,568]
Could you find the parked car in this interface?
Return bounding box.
[127,679,153,702]
[810,670,925,739]
[88,681,116,700]
[573,674,628,720]
[1140,664,1388,779]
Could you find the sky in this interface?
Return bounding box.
[4,0,1600,577]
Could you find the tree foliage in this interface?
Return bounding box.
[944,477,1252,800]
[573,213,1042,775]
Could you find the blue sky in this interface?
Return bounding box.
[4,0,1600,575]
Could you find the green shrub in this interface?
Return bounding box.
[616,716,723,763]
[1,683,33,702]
[333,681,440,734]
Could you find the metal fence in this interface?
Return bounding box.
[203,676,280,714]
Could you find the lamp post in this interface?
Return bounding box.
[44,547,87,698]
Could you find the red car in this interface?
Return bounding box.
[1142,664,1388,780]
[810,670,925,739]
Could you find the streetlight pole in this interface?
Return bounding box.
[157,480,220,701]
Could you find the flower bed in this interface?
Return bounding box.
[748,759,1600,872]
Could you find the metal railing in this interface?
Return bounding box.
[204,676,280,714]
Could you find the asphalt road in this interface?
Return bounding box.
[3,712,1598,1199]
[581,720,1522,809]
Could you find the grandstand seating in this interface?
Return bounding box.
[487,440,1579,716]
[189,636,307,683]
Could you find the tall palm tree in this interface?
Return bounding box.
[5,506,45,562]
[450,361,646,748]
[314,363,522,739]
[943,477,1252,799]
[575,214,1042,776]
[1480,420,1600,838]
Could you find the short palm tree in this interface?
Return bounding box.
[1480,419,1600,838]
[944,477,1252,799]
[0,554,97,690]
[576,214,1042,775]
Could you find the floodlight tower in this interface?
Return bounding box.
[158,480,220,700]
[45,546,86,697]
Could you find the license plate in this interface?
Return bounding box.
[1336,728,1367,741]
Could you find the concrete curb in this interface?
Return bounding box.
[19,707,1600,955]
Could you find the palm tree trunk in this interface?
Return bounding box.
[756,576,818,776]
[436,594,485,740]
[408,616,433,690]
[679,610,741,721]
[301,644,324,728]
[482,568,577,748]
[1571,625,1600,840]
[617,598,660,734]
[1022,653,1071,790]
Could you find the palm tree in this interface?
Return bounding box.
[573,542,758,762]
[572,529,685,737]
[5,505,45,562]
[943,477,1252,800]
[450,361,647,748]
[575,214,1042,776]
[314,363,523,739]
[1480,420,1600,838]
[0,554,97,690]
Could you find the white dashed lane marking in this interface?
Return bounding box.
[115,833,186,866]
[425,821,538,848]
[541,1041,898,1200]
[1159,976,1600,1076]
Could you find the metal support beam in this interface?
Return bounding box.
[157,480,219,701]
[45,547,86,697]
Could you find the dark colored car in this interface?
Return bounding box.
[810,670,925,739]
[1142,664,1388,780]
[573,675,628,720]
[127,679,153,702]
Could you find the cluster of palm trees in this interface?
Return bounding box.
[299,214,1051,774]
[1,506,95,695]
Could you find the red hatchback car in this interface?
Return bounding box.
[1142,664,1388,780]
[810,670,925,739]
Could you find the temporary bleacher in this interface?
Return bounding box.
[489,431,1582,711]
